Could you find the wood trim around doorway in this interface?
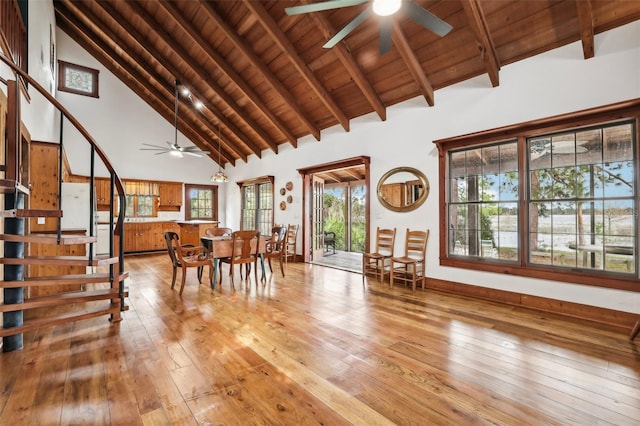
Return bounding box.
[297,156,371,263]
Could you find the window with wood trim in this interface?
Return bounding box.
[185,184,218,221]
[58,60,99,97]
[238,176,273,235]
[124,181,159,218]
[435,99,640,291]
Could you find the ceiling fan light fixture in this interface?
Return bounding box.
[372,0,401,16]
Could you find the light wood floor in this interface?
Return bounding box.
[1,253,639,425]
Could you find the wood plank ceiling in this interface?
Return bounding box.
[54,0,640,172]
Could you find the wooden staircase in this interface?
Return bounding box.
[0,185,128,341]
[0,54,128,350]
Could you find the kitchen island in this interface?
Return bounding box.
[175,220,219,246]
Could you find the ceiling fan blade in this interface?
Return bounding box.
[403,1,452,37]
[324,8,371,48]
[379,17,392,54]
[154,151,170,155]
[182,146,210,154]
[141,143,167,149]
[140,148,169,151]
[183,151,205,158]
[285,0,368,16]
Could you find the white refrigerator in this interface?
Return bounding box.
[60,182,97,237]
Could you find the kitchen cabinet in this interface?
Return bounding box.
[124,222,171,253]
[95,178,115,211]
[159,182,183,209]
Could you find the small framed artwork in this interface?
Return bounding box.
[280,201,286,210]
[285,181,293,191]
[58,60,100,98]
[287,195,293,204]
[280,187,286,196]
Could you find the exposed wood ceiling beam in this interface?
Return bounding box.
[321,172,341,183]
[243,0,351,132]
[199,1,321,142]
[575,0,595,59]
[462,0,500,87]
[123,1,276,157]
[159,0,298,149]
[392,23,435,106]
[56,1,240,165]
[344,168,364,180]
[55,4,237,167]
[93,0,250,163]
[303,0,387,122]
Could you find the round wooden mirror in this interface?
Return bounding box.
[377,167,429,212]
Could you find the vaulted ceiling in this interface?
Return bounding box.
[54,0,640,170]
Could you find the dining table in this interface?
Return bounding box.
[200,235,268,288]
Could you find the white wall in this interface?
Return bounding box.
[48,10,640,315]
[226,21,640,315]
[54,31,217,186]
[16,0,58,143]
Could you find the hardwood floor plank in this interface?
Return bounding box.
[60,326,110,425]
[102,335,145,426]
[1,253,638,424]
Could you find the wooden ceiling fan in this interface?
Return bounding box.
[140,80,210,158]
[285,0,453,54]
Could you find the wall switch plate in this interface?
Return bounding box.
[37,217,45,225]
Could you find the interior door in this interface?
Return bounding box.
[312,175,325,260]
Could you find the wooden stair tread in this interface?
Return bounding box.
[0,209,63,218]
[0,304,127,338]
[0,271,129,288]
[0,233,97,244]
[0,179,29,195]
[0,288,128,313]
[0,255,119,266]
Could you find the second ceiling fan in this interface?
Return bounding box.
[140,80,210,158]
[285,0,453,54]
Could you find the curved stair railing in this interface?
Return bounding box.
[0,53,128,352]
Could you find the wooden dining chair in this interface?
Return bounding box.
[205,227,232,237]
[284,224,299,264]
[362,227,396,283]
[164,231,213,295]
[263,226,288,277]
[220,230,261,287]
[390,229,429,292]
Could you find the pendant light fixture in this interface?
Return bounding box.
[210,124,229,182]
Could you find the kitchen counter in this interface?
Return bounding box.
[174,220,219,225]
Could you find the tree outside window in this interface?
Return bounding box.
[436,99,639,291]
[528,122,634,272]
